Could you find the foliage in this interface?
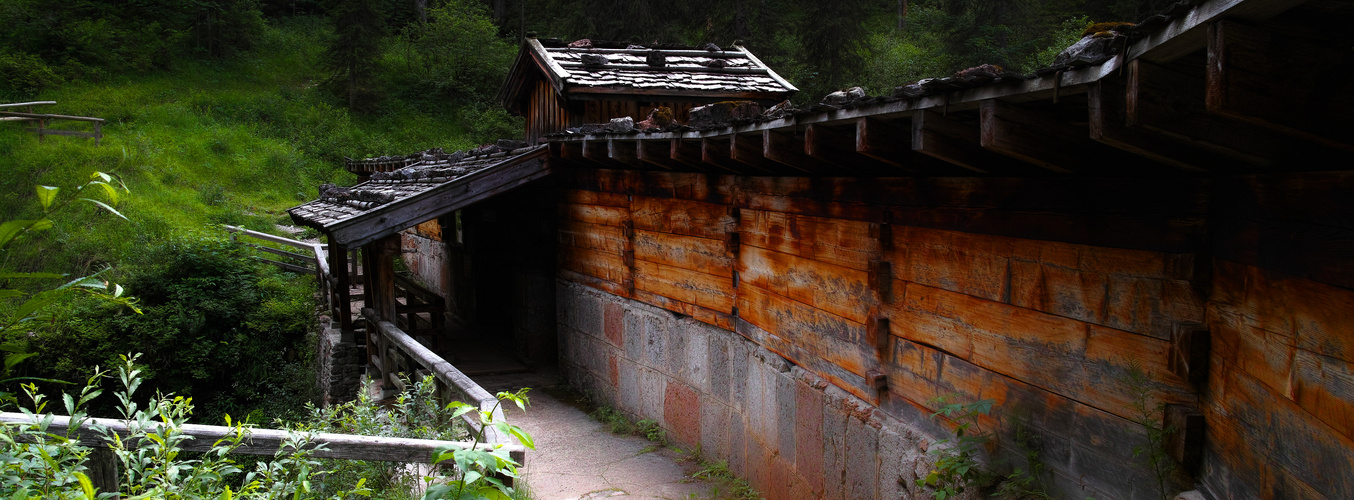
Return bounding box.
[324,0,387,112]
[917,395,995,500]
[0,353,371,499]
[20,237,317,423]
[686,455,762,500]
[425,388,534,500]
[1123,362,1176,500]
[589,405,635,435]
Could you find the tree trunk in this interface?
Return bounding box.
[735,0,748,39]
[897,0,908,30]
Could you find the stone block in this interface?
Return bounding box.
[604,301,624,347]
[706,328,731,404]
[768,456,799,500]
[624,307,643,361]
[574,288,603,335]
[618,357,640,415]
[822,395,848,500]
[643,314,668,368]
[748,440,774,496]
[729,409,748,478]
[682,321,709,393]
[607,351,619,388]
[845,414,880,500]
[776,371,797,465]
[728,338,750,413]
[664,382,702,448]
[701,402,731,460]
[877,427,916,500]
[795,378,825,495]
[666,319,689,379]
[639,367,667,424]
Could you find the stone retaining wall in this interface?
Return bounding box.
[318,318,365,406]
[557,279,945,500]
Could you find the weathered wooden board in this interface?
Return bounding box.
[558,218,627,254]
[633,259,734,313]
[631,171,737,204]
[1211,259,1354,364]
[1292,349,1354,442]
[632,230,733,278]
[738,209,880,271]
[1206,363,1354,497]
[891,282,1195,422]
[737,245,873,324]
[561,188,630,207]
[559,202,629,226]
[1212,173,1354,290]
[735,284,873,386]
[630,196,735,240]
[633,288,733,330]
[558,246,630,286]
[1009,259,1203,341]
[558,268,630,298]
[888,226,1013,303]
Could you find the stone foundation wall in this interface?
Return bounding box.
[557,279,941,500]
[317,318,365,406]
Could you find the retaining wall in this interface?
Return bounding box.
[558,279,946,500]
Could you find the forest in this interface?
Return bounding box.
[0,0,1172,497]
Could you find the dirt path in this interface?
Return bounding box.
[477,371,727,500]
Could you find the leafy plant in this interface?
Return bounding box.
[991,421,1052,500]
[425,388,534,500]
[917,395,996,500]
[1123,362,1175,500]
[686,455,761,500]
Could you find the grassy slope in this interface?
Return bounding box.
[0,17,484,277]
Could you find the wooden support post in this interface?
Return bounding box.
[331,243,352,330]
[1170,325,1210,389]
[637,140,687,170]
[979,99,1091,174]
[729,133,793,173]
[94,121,102,146]
[1127,59,1280,167]
[1089,79,1216,172]
[855,117,929,173]
[87,447,119,494]
[763,129,829,172]
[700,137,745,174]
[911,110,1007,174]
[607,139,648,168]
[804,124,870,175]
[868,260,892,303]
[669,138,703,168]
[1207,20,1354,152]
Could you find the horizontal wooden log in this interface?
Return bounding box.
[737,209,880,271]
[1209,259,1354,365]
[558,245,630,286]
[0,101,56,109]
[248,243,313,262]
[891,281,1195,422]
[633,229,733,278]
[558,268,631,298]
[559,218,628,254]
[1,110,105,122]
[255,257,313,274]
[224,225,320,250]
[735,284,873,394]
[633,259,734,313]
[0,413,525,465]
[630,196,734,240]
[737,245,872,324]
[560,202,629,226]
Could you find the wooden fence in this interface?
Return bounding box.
[0,101,105,145]
[220,226,510,445]
[0,411,525,493]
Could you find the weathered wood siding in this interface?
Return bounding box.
[556,168,1354,499]
[526,79,570,144]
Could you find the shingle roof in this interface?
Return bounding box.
[289,145,551,246]
[500,38,796,114]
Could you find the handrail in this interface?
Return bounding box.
[222,224,323,251]
[0,101,56,109]
[0,110,105,122]
[362,308,507,444]
[0,412,525,464]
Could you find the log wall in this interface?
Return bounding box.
[555,168,1354,500]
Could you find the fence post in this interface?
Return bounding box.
[87,447,119,494]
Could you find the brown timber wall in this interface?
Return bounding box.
[554,168,1354,500]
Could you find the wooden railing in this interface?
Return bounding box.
[0,411,525,493]
[220,225,511,447]
[223,224,336,316]
[0,101,105,145]
[362,308,508,444]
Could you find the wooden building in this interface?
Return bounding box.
[291,0,1354,498]
[498,38,797,143]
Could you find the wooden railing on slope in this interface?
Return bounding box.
[362,307,509,445]
[0,101,105,145]
[223,224,336,318]
[0,411,525,493]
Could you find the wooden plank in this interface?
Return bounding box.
[630,196,735,240]
[893,282,1196,422]
[559,268,631,298]
[854,117,951,174]
[0,101,56,109]
[729,132,795,173]
[737,209,880,271]
[910,110,1008,174]
[737,245,873,324]
[255,257,313,274]
[633,259,734,313]
[762,129,831,172]
[735,284,873,385]
[636,140,686,170]
[1210,259,1354,365]
[1206,20,1354,152]
[558,245,630,286]
[1,110,105,122]
[979,99,1106,174]
[0,413,525,465]
[700,137,748,174]
[559,203,629,226]
[1212,173,1354,290]
[633,229,733,278]
[670,138,703,167]
[559,218,628,254]
[803,124,870,175]
[632,288,733,330]
[889,225,1012,303]
[608,139,648,168]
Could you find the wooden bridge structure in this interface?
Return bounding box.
[0,101,105,145]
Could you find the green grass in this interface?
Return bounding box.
[0,16,501,277]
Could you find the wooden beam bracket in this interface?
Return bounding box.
[1164,404,1205,475]
[1169,324,1210,389]
[868,260,893,303]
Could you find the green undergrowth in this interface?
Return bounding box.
[0,16,504,278]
